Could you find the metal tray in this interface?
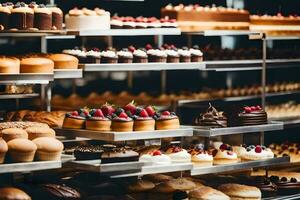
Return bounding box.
[54,69,83,79]
[55,127,193,141]
[82,62,205,72]
[190,157,290,176]
[0,74,53,84]
[191,121,283,137]
[263,193,300,200]
[0,93,39,99]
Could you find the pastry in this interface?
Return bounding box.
[7,138,37,162]
[212,144,238,165]
[110,16,123,29]
[100,144,139,163]
[10,3,34,30]
[147,17,161,28]
[100,102,116,117]
[135,17,148,29]
[0,138,8,164]
[133,107,155,131]
[111,109,134,132]
[63,109,87,129]
[165,146,191,163]
[241,145,274,161]
[47,54,79,69]
[25,126,56,140]
[232,145,247,158]
[1,128,28,142]
[188,186,230,200]
[218,183,262,200]
[127,180,155,193]
[42,184,81,200]
[190,46,203,62]
[0,122,49,131]
[139,150,171,165]
[101,50,118,63]
[143,174,173,183]
[34,5,52,30]
[74,145,103,160]
[178,48,191,62]
[20,57,54,74]
[133,49,148,63]
[0,4,10,30]
[147,49,167,62]
[123,17,136,29]
[153,178,196,193]
[238,105,268,126]
[85,49,101,63]
[0,187,31,200]
[50,7,63,30]
[32,137,63,161]
[188,148,213,166]
[117,49,133,63]
[0,57,20,74]
[85,109,111,131]
[155,111,180,130]
[194,103,227,128]
[165,49,180,63]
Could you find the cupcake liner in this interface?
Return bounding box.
[9,150,35,162]
[35,151,62,161]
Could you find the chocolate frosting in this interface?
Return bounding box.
[194,103,227,127]
[42,184,81,199]
[238,110,267,125]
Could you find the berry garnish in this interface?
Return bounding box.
[244,106,251,113]
[124,100,136,115]
[82,110,89,116]
[172,146,182,153]
[255,145,262,153]
[128,45,136,53]
[119,112,128,119]
[101,103,115,116]
[145,105,156,117]
[162,111,170,116]
[139,109,149,117]
[71,111,79,116]
[212,149,218,157]
[250,106,256,111]
[94,109,104,117]
[291,178,297,183]
[219,144,228,151]
[152,150,162,156]
[281,177,288,182]
[115,108,125,116]
[145,44,153,50]
[256,105,262,110]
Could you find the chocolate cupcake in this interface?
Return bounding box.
[194,103,228,128]
[10,3,34,30]
[117,49,133,63]
[0,4,11,30]
[133,49,148,63]
[165,49,180,63]
[101,50,118,63]
[178,48,191,62]
[50,7,63,30]
[147,49,167,63]
[190,46,203,62]
[34,4,52,30]
[74,145,104,160]
[86,49,101,63]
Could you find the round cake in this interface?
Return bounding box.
[20,57,54,73]
[0,57,20,74]
[238,105,268,126]
[47,54,79,69]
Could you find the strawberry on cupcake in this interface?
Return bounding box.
[111,108,134,132]
[132,107,155,131]
[85,108,111,131]
[63,108,88,129]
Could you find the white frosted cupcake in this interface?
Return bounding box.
[212,144,238,165]
[189,148,213,166]
[139,150,171,165]
[165,146,191,163]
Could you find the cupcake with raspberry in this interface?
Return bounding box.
[165,145,191,163]
[154,111,180,130]
[212,144,238,165]
[111,108,134,132]
[147,49,167,63]
[139,150,171,165]
[133,107,155,131]
[63,109,88,129]
[189,147,213,166]
[190,45,203,62]
[86,48,101,63]
[101,50,118,63]
[178,48,192,62]
[165,49,180,63]
[117,49,133,63]
[86,108,111,131]
[241,145,274,161]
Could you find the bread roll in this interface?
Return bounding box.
[1,128,28,142]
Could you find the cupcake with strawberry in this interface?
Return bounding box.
[111,108,134,132]
[100,102,116,118]
[241,145,274,161]
[85,108,111,131]
[139,149,171,165]
[212,143,238,165]
[63,108,88,129]
[154,110,180,130]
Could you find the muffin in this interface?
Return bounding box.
[101,50,118,63]
[34,4,52,30]
[7,138,37,162]
[0,138,8,164]
[165,49,180,63]
[117,49,133,63]
[32,137,64,161]
[1,128,28,142]
[133,49,148,63]
[178,48,191,62]
[25,126,56,140]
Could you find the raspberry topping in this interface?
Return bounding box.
[94,109,104,117]
[119,112,128,119]
[139,109,149,117]
[152,150,162,156]
[162,111,171,116]
[145,106,156,117]
[219,144,228,151]
[71,111,79,116]
[255,145,262,153]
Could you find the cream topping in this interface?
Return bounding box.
[133,49,147,57]
[68,8,83,16]
[111,19,123,26]
[214,150,238,160]
[0,6,11,14]
[11,7,34,14]
[83,8,96,16]
[50,7,63,15]
[147,49,167,57]
[117,51,133,58]
[165,49,179,57]
[34,7,51,15]
[178,49,191,57]
[86,50,101,58]
[101,50,117,58]
[167,149,191,163]
[192,153,213,162]
[123,21,136,27]
[189,48,203,56]
[139,154,171,165]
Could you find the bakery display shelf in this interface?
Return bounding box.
[190,121,283,137]
[203,59,300,71]
[82,62,205,72]
[0,93,40,99]
[263,193,300,200]
[0,30,68,37]
[269,118,300,129]
[55,127,193,141]
[64,159,143,174]
[54,69,83,79]
[0,74,54,84]
[111,163,193,178]
[183,30,262,37]
[265,35,300,41]
[190,157,290,176]
[67,28,181,36]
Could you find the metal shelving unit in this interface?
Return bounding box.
[55,127,193,141]
[54,69,83,79]
[263,193,300,200]
[0,74,53,84]
[0,93,40,99]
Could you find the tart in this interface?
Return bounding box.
[117,49,133,63]
[212,144,238,165]
[238,105,268,126]
[101,50,118,63]
[178,48,191,62]
[147,49,167,63]
[86,109,111,131]
[241,145,274,161]
[155,111,180,130]
[133,49,148,63]
[188,148,213,166]
[135,17,148,29]
[165,49,180,63]
[122,18,136,29]
[165,146,191,163]
[111,109,134,132]
[139,150,171,165]
[100,102,116,117]
[74,145,103,160]
[194,103,227,128]
[63,109,87,129]
[101,144,139,163]
[133,107,155,131]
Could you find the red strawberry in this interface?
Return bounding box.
[219,144,228,151]
[152,150,162,156]
[145,106,156,117]
[83,110,89,116]
[128,45,136,53]
[255,145,262,153]
[256,105,262,110]
[250,106,256,111]
[162,111,170,116]
[244,106,251,113]
[101,103,115,116]
[71,111,79,116]
[119,112,128,119]
[140,109,149,117]
[124,100,136,115]
[94,109,104,117]
[145,44,153,50]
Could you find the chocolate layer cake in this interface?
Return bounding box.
[50,7,63,30]
[100,144,139,164]
[34,5,52,30]
[194,103,227,128]
[74,145,103,160]
[10,4,34,30]
[238,106,267,126]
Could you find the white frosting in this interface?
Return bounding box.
[101,50,117,58]
[241,148,274,160]
[192,153,213,162]
[147,49,167,57]
[189,48,203,56]
[178,49,191,57]
[232,146,247,158]
[165,49,179,57]
[139,154,171,165]
[86,50,101,58]
[123,21,136,27]
[117,51,133,58]
[111,19,123,27]
[133,49,147,57]
[148,22,161,28]
[167,149,191,163]
[135,22,148,28]
[65,12,110,30]
[214,150,238,160]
